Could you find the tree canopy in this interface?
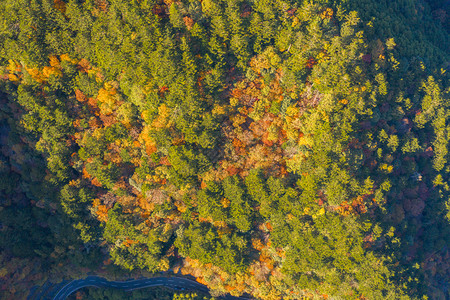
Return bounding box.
[0,0,448,299]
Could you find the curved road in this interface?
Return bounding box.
[51,275,250,300]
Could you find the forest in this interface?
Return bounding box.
[0,0,448,299]
[67,286,214,300]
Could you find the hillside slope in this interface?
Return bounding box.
[0,0,448,299]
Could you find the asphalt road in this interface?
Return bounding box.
[51,275,249,300]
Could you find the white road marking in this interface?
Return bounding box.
[48,276,219,300]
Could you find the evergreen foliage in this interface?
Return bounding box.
[0,0,448,299]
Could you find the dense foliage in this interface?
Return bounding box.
[0,0,448,299]
[68,286,214,300]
